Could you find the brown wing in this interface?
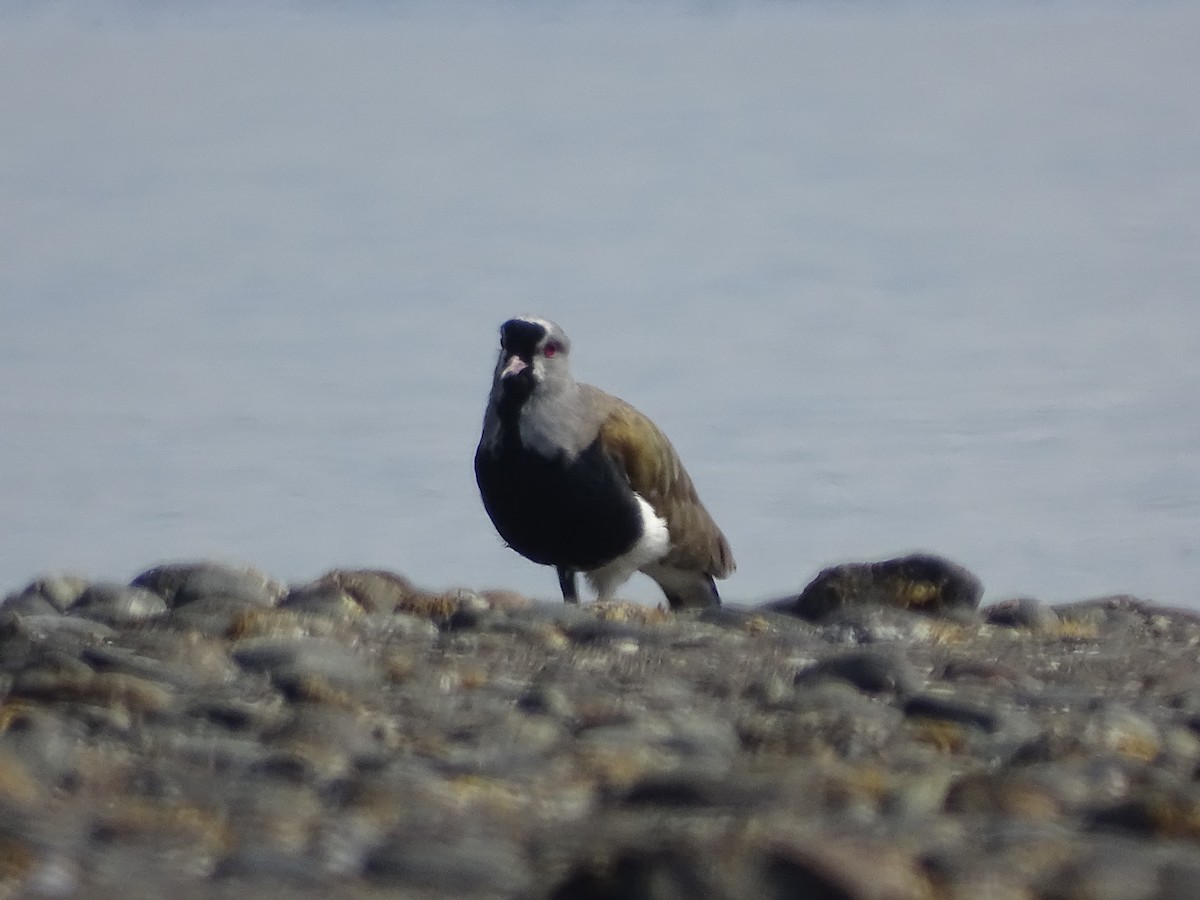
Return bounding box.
[592,389,735,579]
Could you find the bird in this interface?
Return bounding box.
[474,315,734,609]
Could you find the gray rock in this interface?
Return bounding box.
[165,595,269,635]
[292,568,417,613]
[132,561,285,608]
[795,648,921,696]
[1,612,114,643]
[364,833,531,896]
[3,574,90,612]
[232,636,378,697]
[1,591,62,617]
[984,596,1061,631]
[69,582,168,625]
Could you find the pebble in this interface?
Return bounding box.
[0,557,1194,898]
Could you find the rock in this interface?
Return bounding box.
[903,691,1001,732]
[277,584,364,620]
[0,558,1199,898]
[290,568,417,614]
[364,833,532,896]
[3,574,90,612]
[1,613,114,643]
[131,561,285,608]
[794,648,921,696]
[165,595,276,636]
[69,582,168,625]
[758,837,931,900]
[768,553,983,621]
[549,845,722,900]
[614,771,778,811]
[1,590,63,617]
[983,596,1061,632]
[232,636,379,700]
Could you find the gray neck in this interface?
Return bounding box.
[481,378,592,460]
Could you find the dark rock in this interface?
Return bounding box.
[549,846,719,900]
[364,833,531,896]
[518,683,575,719]
[1087,782,1200,840]
[564,617,654,645]
[903,692,1000,732]
[615,771,778,810]
[795,648,921,696]
[759,839,928,900]
[768,553,983,622]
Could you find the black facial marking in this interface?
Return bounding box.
[500,319,547,361]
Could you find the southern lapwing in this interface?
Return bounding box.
[474,316,735,608]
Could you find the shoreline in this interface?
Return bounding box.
[2,558,1199,898]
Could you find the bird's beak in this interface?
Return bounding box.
[500,355,528,380]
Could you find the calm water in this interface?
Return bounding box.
[2,2,1198,607]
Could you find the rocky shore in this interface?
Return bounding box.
[1,557,1199,899]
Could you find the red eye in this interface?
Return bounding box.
[544,342,560,358]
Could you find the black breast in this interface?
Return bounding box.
[475,435,643,571]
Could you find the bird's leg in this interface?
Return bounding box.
[556,566,579,603]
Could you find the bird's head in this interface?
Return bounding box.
[492,316,573,408]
